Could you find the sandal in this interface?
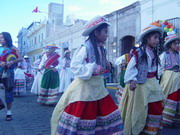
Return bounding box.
[0,105,5,110]
[6,115,12,121]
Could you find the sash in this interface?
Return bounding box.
[45,53,60,68]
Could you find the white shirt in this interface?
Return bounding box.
[70,46,96,80]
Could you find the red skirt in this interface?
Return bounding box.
[56,94,123,135]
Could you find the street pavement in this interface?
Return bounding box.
[0,84,179,135]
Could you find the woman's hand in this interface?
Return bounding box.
[93,65,107,75]
[52,68,57,72]
[6,61,14,68]
[129,80,137,91]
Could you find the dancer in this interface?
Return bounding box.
[159,34,180,127]
[119,24,164,134]
[59,50,74,93]
[51,16,123,135]
[37,44,60,105]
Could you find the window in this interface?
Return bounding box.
[42,33,43,41]
[35,37,37,44]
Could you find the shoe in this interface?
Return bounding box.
[6,115,12,121]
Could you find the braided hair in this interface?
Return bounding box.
[86,23,108,65]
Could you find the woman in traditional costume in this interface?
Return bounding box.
[51,16,124,135]
[37,44,60,105]
[31,54,44,95]
[159,34,180,127]
[59,50,74,93]
[119,24,164,135]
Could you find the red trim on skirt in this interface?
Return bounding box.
[168,89,180,101]
[64,94,118,120]
[148,101,162,115]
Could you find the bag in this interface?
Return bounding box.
[2,70,14,91]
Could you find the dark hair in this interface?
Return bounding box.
[0,32,13,47]
[87,23,108,64]
[140,31,161,65]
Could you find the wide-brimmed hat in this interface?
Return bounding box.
[82,16,110,37]
[44,44,58,49]
[138,25,164,42]
[164,34,180,48]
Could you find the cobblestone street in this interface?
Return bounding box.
[0,89,54,135]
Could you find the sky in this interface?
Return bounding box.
[0,0,137,46]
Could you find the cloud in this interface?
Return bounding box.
[67,5,81,12]
[99,0,122,5]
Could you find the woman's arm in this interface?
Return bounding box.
[70,46,96,80]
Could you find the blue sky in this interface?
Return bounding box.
[0,0,136,45]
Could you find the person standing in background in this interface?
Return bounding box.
[59,50,74,93]
[0,32,22,121]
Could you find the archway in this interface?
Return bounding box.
[121,36,135,55]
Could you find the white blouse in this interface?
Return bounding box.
[70,46,96,80]
[158,52,165,77]
[124,47,157,83]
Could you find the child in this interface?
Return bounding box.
[119,24,164,134]
[159,34,180,127]
[14,63,26,96]
[37,44,60,105]
[59,50,74,93]
[51,16,124,135]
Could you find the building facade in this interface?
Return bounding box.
[105,1,141,63]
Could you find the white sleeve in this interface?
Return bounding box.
[158,52,165,77]
[70,46,96,80]
[54,57,62,71]
[115,55,125,65]
[124,56,138,83]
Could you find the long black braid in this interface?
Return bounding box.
[86,23,108,65]
[139,31,161,65]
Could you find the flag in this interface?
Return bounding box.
[32,6,47,14]
[32,6,39,13]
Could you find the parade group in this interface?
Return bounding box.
[0,15,179,135]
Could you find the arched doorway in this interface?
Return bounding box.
[121,36,135,55]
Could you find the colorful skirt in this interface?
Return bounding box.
[119,78,164,135]
[160,70,180,127]
[51,76,123,135]
[14,79,26,93]
[37,69,60,105]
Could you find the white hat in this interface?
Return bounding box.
[138,25,164,42]
[24,55,29,59]
[164,34,180,48]
[82,16,110,37]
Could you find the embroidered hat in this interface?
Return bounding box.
[164,34,180,48]
[82,16,110,37]
[138,25,164,42]
[45,44,58,49]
